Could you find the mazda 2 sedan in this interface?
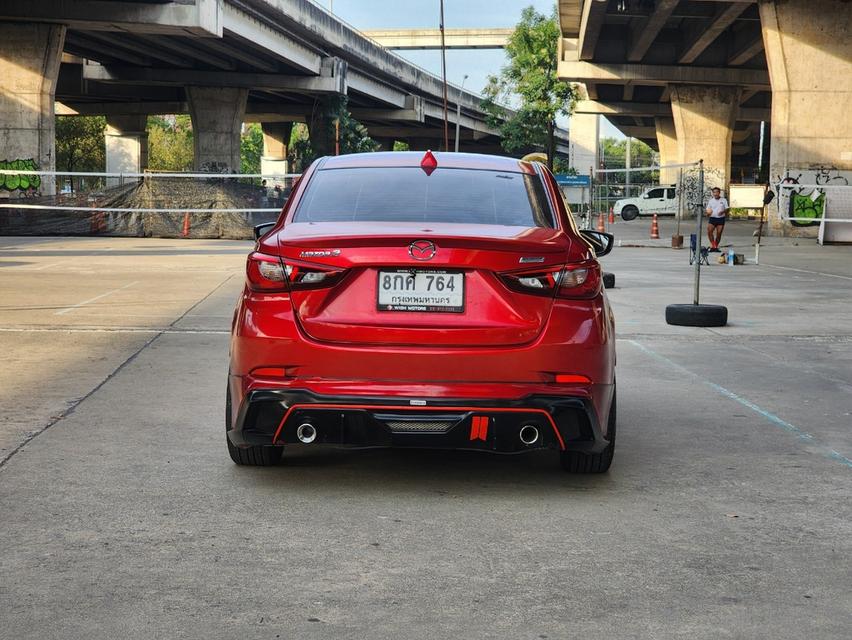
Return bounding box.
[227,151,616,472]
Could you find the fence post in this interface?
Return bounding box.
[693,160,704,305]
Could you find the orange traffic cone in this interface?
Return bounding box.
[181,212,191,238]
[650,214,660,239]
[596,212,606,232]
[608,206,615,225]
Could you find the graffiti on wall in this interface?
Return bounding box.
[774,165,851,227]
[0,159,41,191]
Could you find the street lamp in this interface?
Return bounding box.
[454,75,468,153]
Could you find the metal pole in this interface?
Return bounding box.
[455,75,468,153]
[675,167,683,238]
[439,0,450,152]
[625,137,631,197]
[693,160,704,305]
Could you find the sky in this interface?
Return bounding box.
[313,0,622,138]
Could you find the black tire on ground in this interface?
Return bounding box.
[665,303,728,327]
[225,383,284,466]
[603,272,615,289]
[227,437,284,466]
[560,385,616,473]
[621,206,639,221]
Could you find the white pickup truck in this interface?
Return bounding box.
[613,185,678,221]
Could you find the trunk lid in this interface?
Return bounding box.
[277,222,571,347]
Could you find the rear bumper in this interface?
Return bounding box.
[227,388,611,454]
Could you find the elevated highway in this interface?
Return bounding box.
[557,0,852,234]
[0,0,568,187]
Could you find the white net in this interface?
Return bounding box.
[0,170,300,238]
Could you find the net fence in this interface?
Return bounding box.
[584,162,703,231]
[0,170,300,238]
[776,182,852,226]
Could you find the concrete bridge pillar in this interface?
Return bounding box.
[670,85,741,190]
[0,23,65,196]
[307,97,342,158]
[654,117,679,185]
[105,115,148,185]
[760,0,852,234]
[186,86,247,173]
[260,122,293,178]
[568,113,599,175]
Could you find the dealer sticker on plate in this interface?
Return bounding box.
[377,270,464,313]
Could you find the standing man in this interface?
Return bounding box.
[706,186,730,252]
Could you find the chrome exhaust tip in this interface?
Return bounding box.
[296,423,317,444]
[519,425,540,445]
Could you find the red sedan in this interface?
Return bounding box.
[227,151,617,472]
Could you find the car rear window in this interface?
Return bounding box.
[293,167,554,228]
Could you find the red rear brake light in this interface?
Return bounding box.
[247,252,347,292]
[246,252,287,292]
[499,262,601,299]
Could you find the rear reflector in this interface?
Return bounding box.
[251,367,288,378]
[555,374,591,384]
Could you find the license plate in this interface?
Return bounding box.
[377,270,464,313]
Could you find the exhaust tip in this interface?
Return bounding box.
[296,423,317,444]
[519,425,540,446]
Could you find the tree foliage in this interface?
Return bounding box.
[240,123,264,174]
[147,115,193,171]
[289,97,378,172]
[55,115,106,181]
[481,6,576,169]
[599,137,658,188]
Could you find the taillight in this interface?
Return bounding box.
[246,252,287,292]
[246,252,347,292]
[500,262,601,299]
[283,262,346,290]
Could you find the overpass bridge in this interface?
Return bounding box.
[556,0,852,233]
[0,0,568,191]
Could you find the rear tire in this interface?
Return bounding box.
[225,382,283,466]
[621,206,639,221]
[603,272,615,289]
[560,386,616,473]
[227,437,283,466]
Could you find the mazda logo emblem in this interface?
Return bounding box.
[408,240,437,261]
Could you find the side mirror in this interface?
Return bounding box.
[580,229,614,257]
[254,222,276,240]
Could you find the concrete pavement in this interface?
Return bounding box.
[0,236,850,639]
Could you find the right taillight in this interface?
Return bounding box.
[500,262,601,299]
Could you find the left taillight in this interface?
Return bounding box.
[246,252,287,292]
[499,262,601,299]
[246,252,346,293]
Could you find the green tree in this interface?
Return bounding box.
[290,97,378,172]
[482,6,576,170]
[600,137,658,189]
[147,115,193,171]
[240,123,264,174]
[55,115,106,191]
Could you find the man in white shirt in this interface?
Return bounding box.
[706,187,730,252]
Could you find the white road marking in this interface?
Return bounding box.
[28,262,62,271]
[0,326,229,335]
[53,281,140,316]
[761,263,852,282]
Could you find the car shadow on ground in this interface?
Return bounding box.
[227,446,616,496]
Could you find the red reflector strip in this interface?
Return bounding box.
[470,415,488,441]
[555,374,591,384]
[251,367,288,378]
